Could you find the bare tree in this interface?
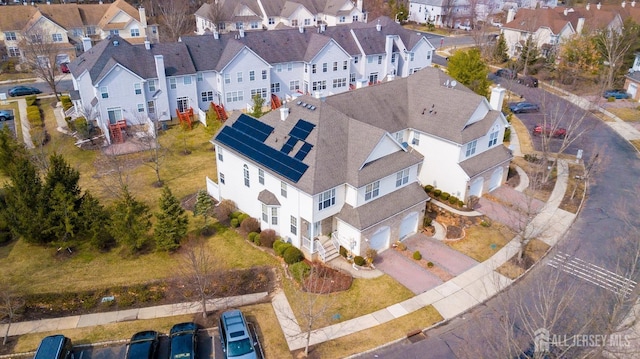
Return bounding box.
[592,19,640,90]
[177,238,220,319]
[134,108,166,187]
[156,0,192,41]
[20,27,69,100]
[0,282,24,346]
[207,0,225,31]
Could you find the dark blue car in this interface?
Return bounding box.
[603,89,629,99]
[126,331,159,359]
[8,85,41,97]
[170,322,198,359]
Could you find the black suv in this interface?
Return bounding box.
[517,75,539,87]
[170,322,198,359]
[495,68,517,80]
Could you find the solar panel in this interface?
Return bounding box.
[294,142,313,161]
[217,127,308,182]
[280,137,298,154]
[288,119,316,141]
[232,114,273,142]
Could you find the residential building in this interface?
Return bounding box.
[0,0,158,63]
[407,0,504,27]
[194,0,366,35]
[68,17,434,144]
[209,67,512,260]
[625,52,640,101]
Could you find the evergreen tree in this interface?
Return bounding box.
[493,33,509,63]
[42,154,83,243]
[194,189,214,229]
[109,187,152,251]
[518,37,539,75]
[154,186,189,251]
[446,48,491,97]
[0,127,29,177]
[250,94,265,118]
[78,191,115,250]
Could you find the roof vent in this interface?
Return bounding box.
[301,102,307,107]
[296,101,302,106]
[113,40,119,46]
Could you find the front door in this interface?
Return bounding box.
[177,97,189,113]
[313,221,322,238]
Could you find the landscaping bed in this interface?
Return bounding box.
[496,239,551,279]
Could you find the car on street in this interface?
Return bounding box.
[603,89,629,99]
[60,62,70,73]
[517,75,539,87]
[495,68,517,80]
[126,331,159,359]
[170,322,198,359]
[532,124,567,138]
[0,109,13,121]
[508,102,540,113]
[8,85,42,97]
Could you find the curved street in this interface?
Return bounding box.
[359,80,640,358]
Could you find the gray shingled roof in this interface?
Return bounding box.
[459,145,513,178]
[336,183,429,230]
[69,36,196,84]
[258,190,281,205]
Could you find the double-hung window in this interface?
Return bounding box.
[396,169,409,187]
[365,181,380,201]
[466,140,477,157]
[488,131,499,147]
[318,189,335,210]
[134,83,142,95]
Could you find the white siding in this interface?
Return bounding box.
[415,133,469,199]
[220,48,271,111]
[96,66,147,125]
[364,135,403,164]
[307,41,351,97]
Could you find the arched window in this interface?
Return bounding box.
[243,164,250,187]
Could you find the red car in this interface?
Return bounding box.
[60,63,70,73]
[533,124,567,138]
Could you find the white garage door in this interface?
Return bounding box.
[629,83,638,99]
[369,226,390,250]
[489,167,504,191]
[469,177,484,198]
[399,212,419,239]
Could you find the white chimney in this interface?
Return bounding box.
[586,3,591,10]
[632,1,636,7]
[357,0,363,11]
[622,1,626,7]
[213,30,219,40]
[139,7,148,28]
[82,37,92,51]
[490,86,506,112]
[279,106,288,121]
[387,74,395,82]
[314,91,321,99]
[144,40,150,50]
[376,20,381,31]
[298,25,304,33]
[597,3,601,10]
[576,18,585,34]
[564,8,568,16]
[320,23,326,32]
[507,8,516,23]
[154,55,166,87]
[239,29,245,38]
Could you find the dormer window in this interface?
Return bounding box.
[488,130,499,147]
[466,140,477,157]
[365,181,380,201]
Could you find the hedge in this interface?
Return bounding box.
[283,246,303,264]
[289,261,310,282]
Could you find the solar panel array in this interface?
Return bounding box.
[216,115,316,183]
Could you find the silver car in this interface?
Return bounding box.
[0,109,14,122]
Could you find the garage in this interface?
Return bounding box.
[399,212,419,239]
[489,167,504,191]
[629,83,638,99]
[369,226,390,250]
[469,177,484,198]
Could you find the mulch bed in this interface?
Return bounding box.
[296,261,353,294]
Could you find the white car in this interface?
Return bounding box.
[457,24,472,31]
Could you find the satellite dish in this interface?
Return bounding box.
[451,80,457,88]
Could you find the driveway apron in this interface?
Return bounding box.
[376,248,443,294]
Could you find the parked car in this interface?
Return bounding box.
[508,102,540,113]
[0,109,14,121]
[126,331,159,359]
[603,89,629,99]
[8,85,42,97]
[495,68,517,80]
[219,310,257,359]
[517,75,539,88]
[533,124,567,138]
[60,62,70,73]
[456,23,472,31]
[170,322,198,359]
[34,335,74,359]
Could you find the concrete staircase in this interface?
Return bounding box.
[317,236,340,262]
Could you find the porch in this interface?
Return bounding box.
[300,230,355,264]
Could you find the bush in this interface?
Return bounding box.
[283,246,304,264]
[395,242,407,251]
[60,95,72,111]
[365,248,377,263]
[248,232,258,242]
[503,127,511,142]
[449,195,459,205]
[275,241,292,257]
[216,199,236,220]
[240,217,260,234]
[424,185,434,193]
[433,189,442,197]
[427,261,434,268]
[230,218,239,228]
[289,261,311,282]
[413,251,422,260]
[480,220,491,227]
[440,192,450,201]
[253,234,261,246]
[339,245,348,257]
[230,211,242,220]
[607,96,616,102]
[25,95,37,106]
[354,255,366,266]
[237,213,250,224]
[423,217,432,227]
[273,238,284,251]
[259,229,277,248]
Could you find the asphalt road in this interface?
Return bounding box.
[0,77,73,98]
[358,79,640,358]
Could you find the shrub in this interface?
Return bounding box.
[433,189,442,197]
[449,195,459,205]
[424,185,434,193]
[503,127,511,142]
[395,242,407,251]
[216,199,236,220]
[365,248,377,263]
[259,229,277,248]
[240,217,260,234]
[413,251,422,260]
[607,96,616,102]
[275,241,292,257]
[248,232,258,242]
[230,218,239,228]
[231,211,242,220]
[283,246,304,264]
[60,95,72,111]
[440,192,450,201]
[354,255,366,266]
[289,261,311,282]
[480,220,491,227]
[253,234,261,246]
[25,95,37,106]
[237,213,250,224]
[273,238,284,251]
[423,217,432,227]
[427,261,434,268]
[339,245,348,257]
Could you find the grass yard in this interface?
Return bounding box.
[509,117,535,154]
[446,222,515,262]
[302,305,443,359]
[607,107,640,122]
[630,139,640,152]
[560,163,586,213]
[283,275,415,330]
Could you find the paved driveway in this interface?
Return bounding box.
[475,186,544,231]
[375,233,478,295]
